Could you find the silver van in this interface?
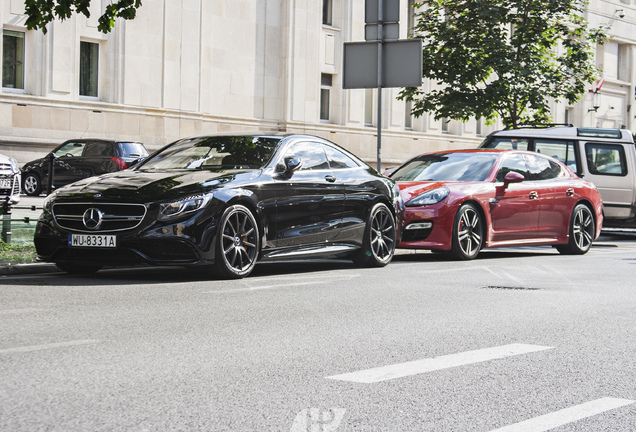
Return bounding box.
[479,126,636,228]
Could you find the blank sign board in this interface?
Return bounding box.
[365,0,400,23]
[343,39,423,89]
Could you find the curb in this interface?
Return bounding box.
[0,263,59,276]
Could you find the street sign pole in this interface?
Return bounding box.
[376,0,383,172]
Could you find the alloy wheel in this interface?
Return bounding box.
[24,174,40,195]
[370,205,396,263]
[572,206,594,250]
[221,207,258,273]
[457,206,482,257]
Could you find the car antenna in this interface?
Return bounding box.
[80,125,89,139]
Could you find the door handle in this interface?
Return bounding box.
[566,188,574,197]
[324,175,337,183]
[529,191,539,200]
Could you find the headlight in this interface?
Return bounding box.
[43,194,55,215]
[158,193,213,221]
[406,187,449,207]
[8,157,19,173]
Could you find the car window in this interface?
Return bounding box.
[524,154,563,180]
[534,139,578,172]
[117,142,148,158]
[285,142,330,171]
[482,137,529,150]
[391,152,498,182]
[585,143,628,176]
[496,153,531,182]
[140,136,279,170]
[83,142,114,157]
[53,142,85,158]
[323,145,359,169]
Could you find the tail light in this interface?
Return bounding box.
[110,157,128,170]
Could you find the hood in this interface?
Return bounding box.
[53,168,260,202]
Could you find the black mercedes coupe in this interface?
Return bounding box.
[34,134,404,278]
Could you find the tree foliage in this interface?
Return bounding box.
[399,0,605,128]
[25,0,143,34]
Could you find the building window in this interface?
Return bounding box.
[80,41,99,97]
[475,117,482,136]
[407,0,417,37]
[320,73,332,121]
[404,101,412,129]
[565,107,573,126]
[617,43,629,82]
[365,89,374,126]
[441,118,449,133]
[2,30,25,90]
[322,0,333,26]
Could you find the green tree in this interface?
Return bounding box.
[25,0,143,34]
[399,0,605,128]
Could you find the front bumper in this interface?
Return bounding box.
[397,203,458,250]
[34,209,220,267]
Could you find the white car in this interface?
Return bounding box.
[0,153,21,204]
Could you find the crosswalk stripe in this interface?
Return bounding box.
[488,397,635,432]
[327,343,553,383]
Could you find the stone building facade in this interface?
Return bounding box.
[1,0,635,168]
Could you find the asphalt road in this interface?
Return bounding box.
[2,233,636,431]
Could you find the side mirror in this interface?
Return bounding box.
[503,171,525,187]
[276,156,302,176]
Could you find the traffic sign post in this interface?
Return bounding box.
[343,0,422,171]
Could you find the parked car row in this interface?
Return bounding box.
[27,127,615,278]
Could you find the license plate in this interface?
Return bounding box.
[0,179,11,189]
[68,234,117,248]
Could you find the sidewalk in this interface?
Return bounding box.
[0,262,59,276]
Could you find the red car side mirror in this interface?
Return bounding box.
[503,171,525,187]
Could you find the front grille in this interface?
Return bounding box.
[52,202,147,233]
[0,173,16,196]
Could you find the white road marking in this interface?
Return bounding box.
[0,339,100,354]
[416,265,494,275]
[0,308,47,315]
[203,280,327,294]
[251,272,362,282]
[327,343,553,383]
[489,397,635,432]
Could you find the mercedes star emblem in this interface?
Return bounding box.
[82,208,104,230]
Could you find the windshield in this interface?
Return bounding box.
[117,142,149,158]
[138,136,281,170]
[391,152,499,182]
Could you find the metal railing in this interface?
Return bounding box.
[1,197,42,244]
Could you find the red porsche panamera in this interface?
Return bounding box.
[390,149,603,259]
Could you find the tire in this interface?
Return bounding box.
[213,204,260,279]
[451,203,483,260]
[23,173,42,196]
[353,203,396,267]
[56,262,102,274]
[556,204,594,255]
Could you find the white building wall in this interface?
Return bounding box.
[0,0,634,167]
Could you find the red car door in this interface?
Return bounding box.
[489,153,540,242]
[525,154,576,239]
